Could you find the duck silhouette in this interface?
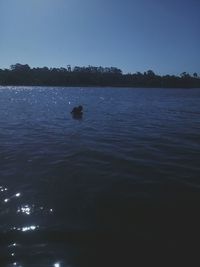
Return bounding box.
[71,105,83,118]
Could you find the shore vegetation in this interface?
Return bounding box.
[0,64,200,88]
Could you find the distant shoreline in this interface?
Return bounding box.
[1,64,200,88]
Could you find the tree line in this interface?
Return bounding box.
[0,63,199,88]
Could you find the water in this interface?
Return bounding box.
[0,86,200,266]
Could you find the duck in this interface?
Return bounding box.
[71,105,83,117]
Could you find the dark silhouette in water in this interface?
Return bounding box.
[71,105,83,118]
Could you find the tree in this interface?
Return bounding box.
[67,65,71,72]
[180,72,190,78]
[10,63,30,72]
[147,70,155,77]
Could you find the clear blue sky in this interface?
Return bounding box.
[0,0,199,75]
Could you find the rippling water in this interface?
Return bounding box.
[0,86,200,266]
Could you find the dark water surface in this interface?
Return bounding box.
[0,86,200,266]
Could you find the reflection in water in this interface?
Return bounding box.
[21,225,39,232]
[8,261,62,267]
[2,191,21,204]
[0,183,56,267]
[1,87,200,266]
[0,186,8,192]
[8,243,17,248]
[17,205,32,215]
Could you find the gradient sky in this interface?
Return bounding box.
[0,0,199,74]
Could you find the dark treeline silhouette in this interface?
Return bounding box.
[0,63,200,88]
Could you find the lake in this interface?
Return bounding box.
[0,86,200,267]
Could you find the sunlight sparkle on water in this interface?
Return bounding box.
[17,205,32,215]
[22,225,36,232]
[17,225,39,232]
[0,187,7,192]
[8,243,17,248]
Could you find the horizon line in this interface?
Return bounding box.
[0,63,199,77]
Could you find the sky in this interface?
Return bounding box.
[0,0,199,75]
